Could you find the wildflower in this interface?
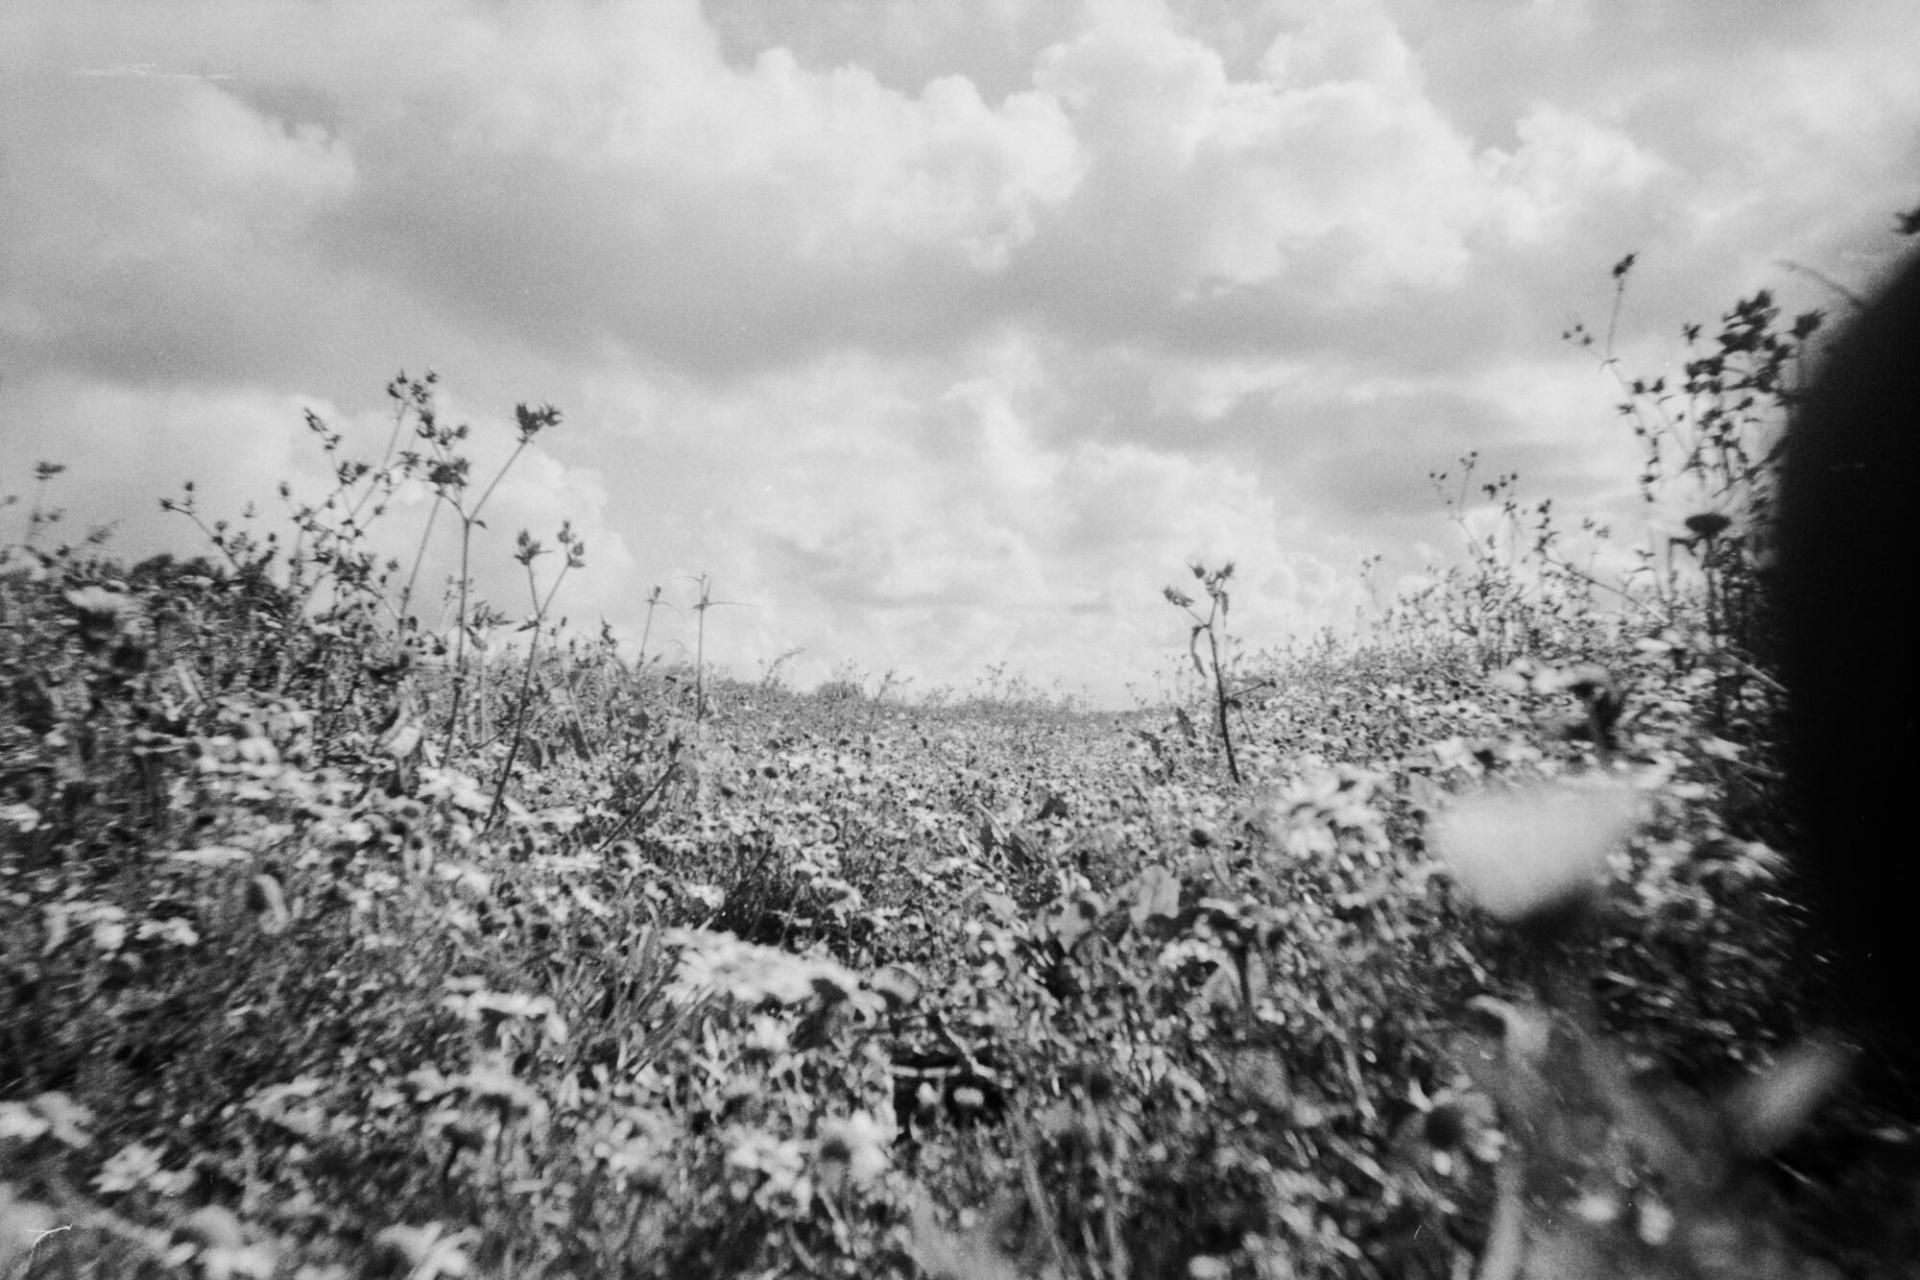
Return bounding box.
[137,916,201,948]
[95,1142,192,1196]
[0,803,41,833]
[815,1110,893,1188]
[0,1093,90,1147]
[87,905,129,955]
[373,1223,475,1280]
[727,1130,810,1207]
[416,767,489,813]
[64,586,136,649]
[665,930,861,1007]
[1431,780,1640,923]
[458,1057,547,1124]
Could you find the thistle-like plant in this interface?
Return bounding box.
[634,583,671,672]
[485,521,586,829]
[397,381,561,760]
[1164,561,1242,784]
[683,572,751,724]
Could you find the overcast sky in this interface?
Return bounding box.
[4,1,1916,707]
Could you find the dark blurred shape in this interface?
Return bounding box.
[1776,251,1920,1099]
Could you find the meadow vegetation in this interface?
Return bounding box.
[1,261,1915,1278]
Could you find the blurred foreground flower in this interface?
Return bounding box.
[1431,780,1640,924]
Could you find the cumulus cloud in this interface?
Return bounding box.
[0,65,356,385]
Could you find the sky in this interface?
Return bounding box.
[3,1,1917,708]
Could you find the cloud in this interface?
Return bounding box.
[292,6,1085,374]
[0,65,357,386]
[526,335,1370,700]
